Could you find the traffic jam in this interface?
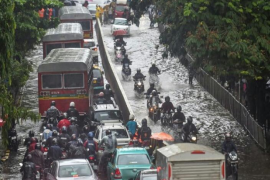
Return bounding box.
[18,2,236,180]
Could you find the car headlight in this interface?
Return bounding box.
[191,136,197,141]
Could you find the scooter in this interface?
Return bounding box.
[181,132,198,143]
[115,46,124,62]
[161,111,173,126]
[227,151,239,180]
[122,62,132,81]
[149,73,160,90]
[134,77,146,98]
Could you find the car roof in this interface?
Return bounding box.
[117,147,148,154]
[93,104,119,111]
[98,124,126,130]
[58,159,88,166]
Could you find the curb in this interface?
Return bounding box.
[1,149,10,162]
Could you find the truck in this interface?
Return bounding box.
[156,143,225,180]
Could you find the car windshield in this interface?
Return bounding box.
[114,19,128,25]
[58,164,92,177]
[117,154,150,165]
[84,41,96,48]
[88,5,96,10]
[94,110,121,121]
[116,5,127,12]
[102,129,128,138]
[93,69,102,78]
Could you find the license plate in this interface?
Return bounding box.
[11,137,16,140]
[90,163,94,166]
[93,80,97,83]
[84,33,90,38]
[145,147,149,150]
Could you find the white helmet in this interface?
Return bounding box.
[70,102,75,107]
[129,114,135,120]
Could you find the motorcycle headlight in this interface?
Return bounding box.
[229,153,238,161]
[191,136,197,141]
[153,106,157,109]
[138,82,142,86]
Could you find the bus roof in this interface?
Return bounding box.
[38,48,91,73]
[43,23,84,42]
[59,6,92,20]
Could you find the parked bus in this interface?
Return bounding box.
[38,48,93,118]
[42,23,84,59]
[59,6,93,39]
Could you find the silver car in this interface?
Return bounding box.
[88,4,96,19]
[45,159,98,180]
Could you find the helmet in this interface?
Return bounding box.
[70,117,76,124]
[35,143,42,150]
[51,101,56,106]
[83,125,89,133]
[62,126,67,133]
[29,130,35,137]
[52,130,58,137]
[31,137,36,143]
[63,113,67,118]
[152,63,156,67]
[47,124,53,130]
[106,84,110,90]
[70,102,75,107]
[129,114,135,120]
[150,83,154,88]
[152,90,157,96]
[52,138,58,145]
[225,133,231,141]
[177,105,182,112]
[26,154,32,161]
[80,133,86,141]
[124,54,128,58]
[88,132,94,138]
[165,96,170,102]
[71,134,77,141]
[141,118,147,126]
[137,68,141,73]
[99,92,104,97]
[187,116,193,124]
[106,129,112,135]
[77,138,83,146]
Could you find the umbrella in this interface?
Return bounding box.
[113,30,127,36]
[150,132,174,141]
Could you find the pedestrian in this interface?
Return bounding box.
[126,114,137,138]
[188,67,195,85]
[96,5,100,22]
[108,4,113,21]
[38,8,45,19]
[48,8,53,20]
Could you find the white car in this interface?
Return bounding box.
[87,4,96,19]
[83,39,98,61]
[93,124,131,161]
[111,18,131,35]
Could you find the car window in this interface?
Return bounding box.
[94,110,121,121]
[93,69,102,78]
[114,18,128,25]
[117,154,150,165]
[95,129,100,139]
[115,6,127,12]
[58,164,92,177]
[84,42,95,48]
[102,129,128,138]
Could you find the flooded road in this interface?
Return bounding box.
[2,17,270,179]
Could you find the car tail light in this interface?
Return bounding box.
[114,168,122,179]
[89,156,95,160]
[168,164,172,180]
[221,161,225,179]
[44,148,48,152]
[191,150,205,154]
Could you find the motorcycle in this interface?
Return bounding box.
[9,129,18,152]
[149,73,160,90]
[122,62,132,81]
[19,163,41,180]
[87,149,98,171]
[227,151,238,180]
[147,96,161,123]
[134,77,146,98]
[115,46,124,62]
[181,132,197,143]
[161,111,173,126]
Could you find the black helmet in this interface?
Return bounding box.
[47,124,53,130]
[52,138,58,145]
[141,118,147,126]
[124,54,128,58]
[152,63,156,67]
[106,129,112,136]
[35,143,42,150]
[187,116,193,124]
[51,101,56,106]
[29,130,35,137]
[83,125,89,133]
[177,105,182,112]
[150,83,154,88]
[26,154,32,161]
[137,68,141,73]
[77,138,83,146]
[71,134,77,141]
[62,126,67,133]
[52,130,58,137]
[225,133,231,141]
[165,96,170,102]
[152,90,157,96]
[106,84,110,89]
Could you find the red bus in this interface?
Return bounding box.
[42,23,84,59]
[38,48,93,118]
[59,6,93,39]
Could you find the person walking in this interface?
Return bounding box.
[126,114,137,138]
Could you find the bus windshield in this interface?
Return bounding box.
[64,73,84,88]
[42,74,62,89]
[77,21,91,31]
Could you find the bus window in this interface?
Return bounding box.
[42,74,62,89]
[64,42,81,48]
[46,43,62,55]
[64,73,84,88]
[77,21,90,31]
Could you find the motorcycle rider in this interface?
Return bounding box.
[173,105,186,128]
[160,96,175,123]
[66,102,79,119]
[148,63,160,75]
[20,154,37,180]
[45,130,58,148]
[43,124,53,140]
[120,45,126,55]
[104,84,114,103]
[95,92,107,104]
[72,138,88,158]
[133,69,145,90]
[182,116,198,142]
[28,137,38,153]
[57,113,71,133]
[46,101,60,125]
[58,126,71,149]
[98,130,117,174]
[115,36,126,49]
[146,83,156,96]
[148,90,162,108]
[47,138,62,162]
[222,133,237,154]
[29,143,45,177]
[68,117,78,137]
[84,132,98,158]
[8,125,18,149]
[24,130,37,147]
[126,114,137,138]
[137,119,152,142]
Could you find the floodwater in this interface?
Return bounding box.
[1,17,270,180]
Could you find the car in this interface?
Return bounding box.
[93,124,131,160]
[134,169,157,180]
[89,65,104,91]
[111,18,130,35]
[45,159,98,180]
[90,103,123,126]
[87,4,96,19]
[107,147,154,180]
[83,39,98,62]
[114,4,129,18]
